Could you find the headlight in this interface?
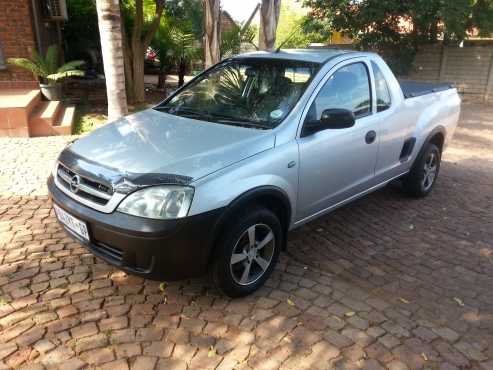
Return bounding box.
[117,186,194,220]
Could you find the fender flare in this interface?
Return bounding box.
[208,186,292,258]
[217,185,292,232]
[412,125,446,165]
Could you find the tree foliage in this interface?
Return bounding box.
[304,0,493,74]
[276,3,331,49]
[64,0,101,72]
[165,0,204,40]
[150,0,202,90]
[220,24,257,58]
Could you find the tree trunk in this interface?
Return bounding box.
[259,0,281,51]
[95,0,128,121]
[121,15,135,104]
[178,58,186,87]
[122,0,165,104]
[132,47,146,103]
[157,68,167,91]
[203,0,221,68]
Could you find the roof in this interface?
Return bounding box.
[235,48,355,64]
[221,11,237,33]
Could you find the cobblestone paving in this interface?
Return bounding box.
[0,103,492,370]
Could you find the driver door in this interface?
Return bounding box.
[296,60,379,222]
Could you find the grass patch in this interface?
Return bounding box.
[72,96,158,135]
[73,104,107,135]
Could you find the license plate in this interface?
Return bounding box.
[54,204,89,241]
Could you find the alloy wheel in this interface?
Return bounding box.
[229,223,275,286]
[422,151,438,191]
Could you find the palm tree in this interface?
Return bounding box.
[203,0,220,68]
[169,27,198,87]
[96,0,128,121]
[259,0,281,51]
[7,45,85,83]
[152,22,198,92]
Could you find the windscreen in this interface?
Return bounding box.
[155,58,320,129]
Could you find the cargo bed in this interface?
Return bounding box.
[399,80,455,99]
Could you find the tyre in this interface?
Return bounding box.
[403,142,441,197]
[212,207,283,297]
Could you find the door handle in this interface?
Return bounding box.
[365,130,376,144]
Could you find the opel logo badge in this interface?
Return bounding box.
[70,175,81,193]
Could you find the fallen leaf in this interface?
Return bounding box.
[454,297,465,306]
[345,311,355,317]
[159,282,167,293]
[287,298,296,306]
[399,297,410,304]
[421,353,428,361]
[208,346,216,358]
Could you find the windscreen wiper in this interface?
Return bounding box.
[155,107,270,129]
[208,113,271,129]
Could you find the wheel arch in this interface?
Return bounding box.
[209,186,292,263]
[415,125,446,161]
[427,130,445,153]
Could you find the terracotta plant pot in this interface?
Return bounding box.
[39,83,62,101]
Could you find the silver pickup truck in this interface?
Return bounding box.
[48,49,461,297]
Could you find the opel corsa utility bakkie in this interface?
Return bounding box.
[48,49,461,297]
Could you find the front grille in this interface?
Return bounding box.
[56,163,113,206]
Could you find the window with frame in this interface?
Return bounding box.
[372,61,391,112]
[306,62,372,122]
[0,42,5,70]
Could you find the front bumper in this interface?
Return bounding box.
[47,175,223,280]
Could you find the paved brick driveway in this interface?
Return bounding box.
[0,103,492,370]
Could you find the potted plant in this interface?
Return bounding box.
[7,44,85,101]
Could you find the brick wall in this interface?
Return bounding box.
[405,44,493,101]
[0,0,38,89]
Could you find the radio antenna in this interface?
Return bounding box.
[275,24,302,52]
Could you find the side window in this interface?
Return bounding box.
[306,62,371,122]
[372,61,391,112]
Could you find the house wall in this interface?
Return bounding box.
[0,0,38,89]
[405,44,493,102]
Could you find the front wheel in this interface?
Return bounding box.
[212,207,282,297]
[403,142,441,197]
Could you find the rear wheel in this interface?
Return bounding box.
[212,207,282,297]
[403,142,441,197]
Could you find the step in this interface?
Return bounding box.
[28,101,63,137]
[0,89,41,137]
[52,106,76,136]
[0,89,41,110]
[30,100,62,125]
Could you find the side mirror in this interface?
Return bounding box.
[320,108,355,129]
[302,108,356,137]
